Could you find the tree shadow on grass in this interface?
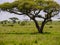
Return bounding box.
[28,32,51,34]
[41,32,51,34]
[0,32,51,35]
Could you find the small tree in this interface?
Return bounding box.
[0,20,8,24]
[0,0,60,33]
[3,20,8,24]
[9,17,19,24]
[0,21,4,24]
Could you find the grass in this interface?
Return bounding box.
[0,21,60,45]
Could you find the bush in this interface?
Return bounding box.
[7,24,14,27]
[20,21,27,26]
[49,26,53,28]
[18,21,20,24]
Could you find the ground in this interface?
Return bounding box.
[0,21,60,45]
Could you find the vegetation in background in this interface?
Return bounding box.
[9,17,19,24]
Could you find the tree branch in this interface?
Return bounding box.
[35,10,41,15]
[7,9,23,15]
[45,19,52,24]
[51,11,59,17]
[35,15,45,19]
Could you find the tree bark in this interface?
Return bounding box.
[33,19,46,33]
[40,19,46,33]
[33,19,41,33]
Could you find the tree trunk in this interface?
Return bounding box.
[33,19,41,33]
[40,19,46,33]
[33,19,46,33]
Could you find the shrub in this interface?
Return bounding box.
[20,21,26,26]
[7,24,14,27]
[49,26,53,28]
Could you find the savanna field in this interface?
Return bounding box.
[0,21,60,45]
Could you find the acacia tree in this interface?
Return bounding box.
[0,0,60,33]
[9,17,19,24]
[3,20,8,24]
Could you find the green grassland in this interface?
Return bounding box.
[0,21,60,45]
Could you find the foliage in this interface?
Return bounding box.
[9,17,19,24]
[20,21,26,26]
[20,21,28,26]
[0,20,8,24]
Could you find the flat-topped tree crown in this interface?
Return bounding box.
[0,0,60,14]
[0,2,12,10]
[0,0,60,33]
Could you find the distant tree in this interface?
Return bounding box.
[3,20,8,24]
[9,17,19,24]
[0,20,8,24]
[0,0,60,33]
[18,21,20,24]
[0,21,4,24]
